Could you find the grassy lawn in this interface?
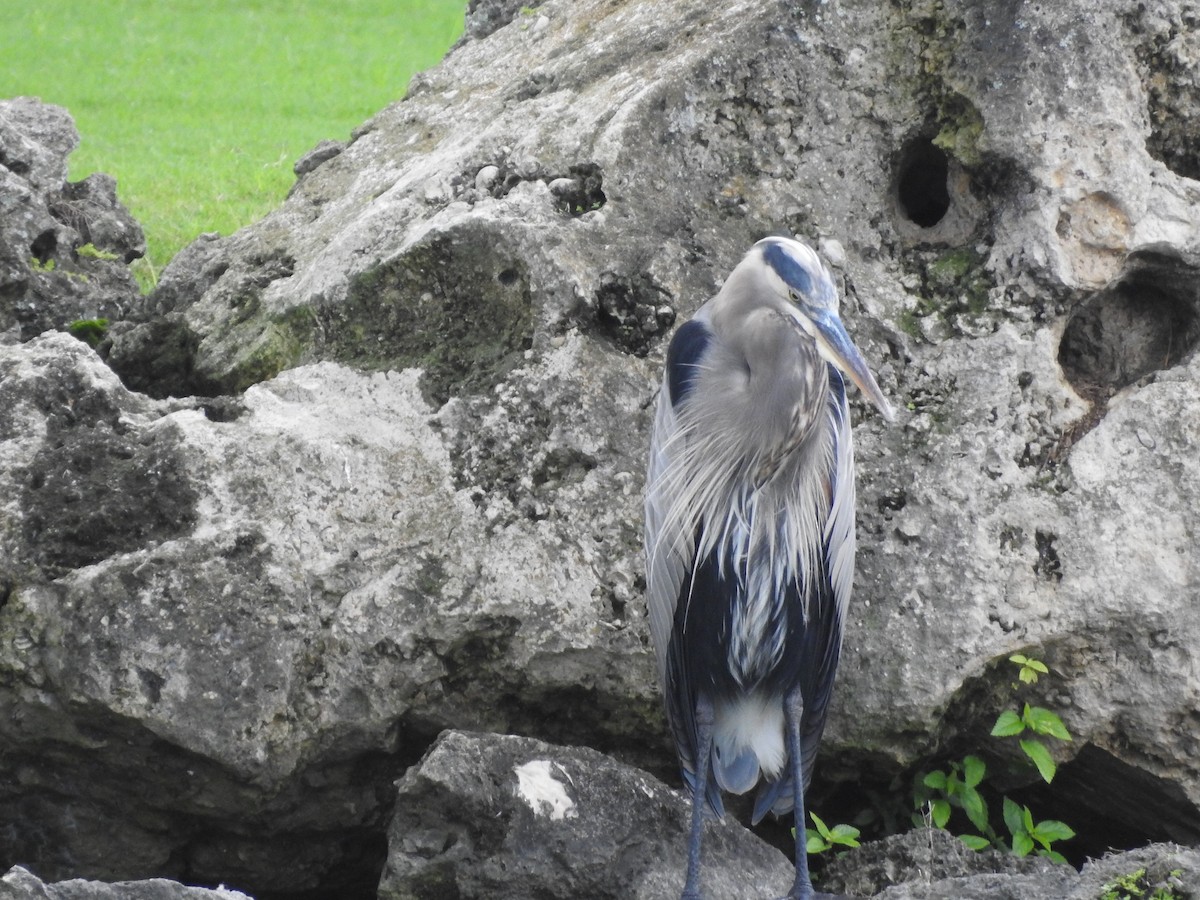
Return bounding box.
[3,1,465,286]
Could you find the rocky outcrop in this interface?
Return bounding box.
[823,829,1200,899]
[2,0,1200,895]
[0,331,654,895]
[0,867,252,900]
[379,730,793,899]
[0,97,144,342]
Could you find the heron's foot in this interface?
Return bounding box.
[680,892,702,900]
[780,877,813,900]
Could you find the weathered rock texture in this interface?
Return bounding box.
[379,730,793,899]
[0,867,252,900]
[2,0,1200,895]
[822,829,1200,899]
[0,97,145,342]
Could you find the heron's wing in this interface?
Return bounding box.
[752,367,855,823]
[644,318,713,681]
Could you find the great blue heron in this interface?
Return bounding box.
[644,236,893,899]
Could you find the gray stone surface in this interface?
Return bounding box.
[822,829,1200,900]
[0,98,145,341]
[379,730,793,900]
[1,0,1200,894]
[0,866,253,900]
[0,331,654,894]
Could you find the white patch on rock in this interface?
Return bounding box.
[514,759,577,821]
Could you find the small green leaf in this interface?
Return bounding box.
[1012,832,1034,857]
[931,799,951,829]
[828,824,861,847]
[1020,738,1057,783]
[809,811,831,839]
[1002,797,1024,837]
[959,834,991,851]
[923,770,947,791]
[944,770,963,795]
[963,755,986,788]
[1039,849,1068,865]
[1021,804,1036,834]
[992,709,1025,737]
[806,831,828,854]
[962,788,989,833]
[1025,706,1073,741]
[1033,819,1076,843]
[1009,654,1029,666]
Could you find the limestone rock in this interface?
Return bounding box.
[0,866,254,900]
[0,331,654,895]
[819,830,1200,900]
[379,730,793,899]
[0,97,145,341]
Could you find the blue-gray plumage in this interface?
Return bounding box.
[644,237,893,900]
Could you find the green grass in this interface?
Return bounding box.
[3,1,465,286]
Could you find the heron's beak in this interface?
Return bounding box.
[809,311,895,422]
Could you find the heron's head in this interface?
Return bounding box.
[754,236,894,421]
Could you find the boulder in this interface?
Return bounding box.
[0,867,253,900]
[0,98,145,342]
[0,331,654,895]
[379,730,793,899]
[820,829,1200,900]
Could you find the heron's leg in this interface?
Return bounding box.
[681,691,715,900]
[784,687,814,900]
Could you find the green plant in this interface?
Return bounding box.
[1002,796,1074,864]
[29,257,56,273]
[76,243,121,261]
[67,318,109,348]
[1009,653,1049,685]
[805,811,861,855]
[913,654,1076,861]
[991,700,1072,783]
[1099,866,1185,900]
[920,755,988,836]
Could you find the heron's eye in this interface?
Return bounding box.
[788,289,801,303]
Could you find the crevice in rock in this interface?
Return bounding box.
[1059,259,1200,396]
[30,228,58,265]
[593,271,675,356]
[896,139,951,228]
[1125,8,1200,181]
[548,162,607,216]
[1011,743,1200,860]
[0,701,427,900]
[1033,529,1063,582]
[1055,250,1200,453]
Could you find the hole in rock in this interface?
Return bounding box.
[896,140,951,228]
[1058,257,1200,400]
[1009,743,1200,865]
[30,229,58,264]
[1135,23,1200,181]
[594,272,674,356]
